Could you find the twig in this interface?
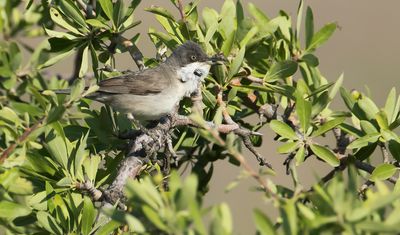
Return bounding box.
[245,75,264,84]
[176,0,186,21]
[117,36,145,71]
[379,143,390,163]
[76,0,96,18]
[215,89,271,168]
[75,181,102,200]
[0,117,45,163]
[358,180,374,200]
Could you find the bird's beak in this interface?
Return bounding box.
[207,53,227,65]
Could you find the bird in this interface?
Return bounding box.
[55,41,225,121]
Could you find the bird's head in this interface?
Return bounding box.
[169,41,226,83]
[169,41,225,67]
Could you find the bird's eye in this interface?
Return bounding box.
[190,55,197,61]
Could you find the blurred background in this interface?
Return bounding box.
[23,0,400,233]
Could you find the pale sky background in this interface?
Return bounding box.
[23,0,400,234]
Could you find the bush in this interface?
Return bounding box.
[1,0,400,234]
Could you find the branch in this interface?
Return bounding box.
[117,36,145,71]
[0,117,45,163]
[216,89,271,168]
[176,0,186,21]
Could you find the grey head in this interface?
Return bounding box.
[166,41,211,67]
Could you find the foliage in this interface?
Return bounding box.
[0,0,399,234]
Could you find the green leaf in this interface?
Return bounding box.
[95,220,121,235]
[9,42,22,70]
[83,155,101,182]
[221,31,235,57]
[0,201,31,219]
[354,142,378,161]
[357,96,380,120]
[240,26,258,48]
[79,46,89,77]
[340,87,355,110]
[306,22,336,52]
[38,49,75,69]
[81,196,96,235]
[295,0,304,42]
[0,107,21,126]
[301,54,319,67]
[384,88,397,123]
[46,105,67,124]
[248,3,269,25]
[388,140,400,161]
[112,0,124,28]
[59,0,88,32]
[295,145,306,166]
[219,0,237,39]
[49,7,82,35]
[210,203,233,235]
[347,133,380,149]
[37,211,63,235]
[305,6,314,48]
[360,120,378,134]
[125,214,146,233]
[202,7,219,31]
[370,163,397,181]
[142,205,168,231]
[45,129,69,169]
[310,144,340,167]
[145,6,175,21]
[253,209,276,235]
[296,94,312,133]
[312,117,346,137]
[70,78,85,102]
[265,60,298,82]
[277,141,299,154]
[73,131,89,181]
[98,0,113,21]
[204,21,219,44]
[86,19,109,28]
[329,73,344,100]
[270,120,298,140]
[376,110,389,130]
[228,46,245,79]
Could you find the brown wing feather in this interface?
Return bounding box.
[98,68,170,95]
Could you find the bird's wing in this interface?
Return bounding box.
[97,69,170,96]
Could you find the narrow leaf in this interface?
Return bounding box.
[306,22,336,52]
[270,120,298,140]
[305,6,314,48]
[347,133,380,149]
[370,164,397,181]
[312,117,346,137]
[265,60,298,82]
[310,144,340,167]
[296,94,312,133]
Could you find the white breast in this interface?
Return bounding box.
[176,62,211,96]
